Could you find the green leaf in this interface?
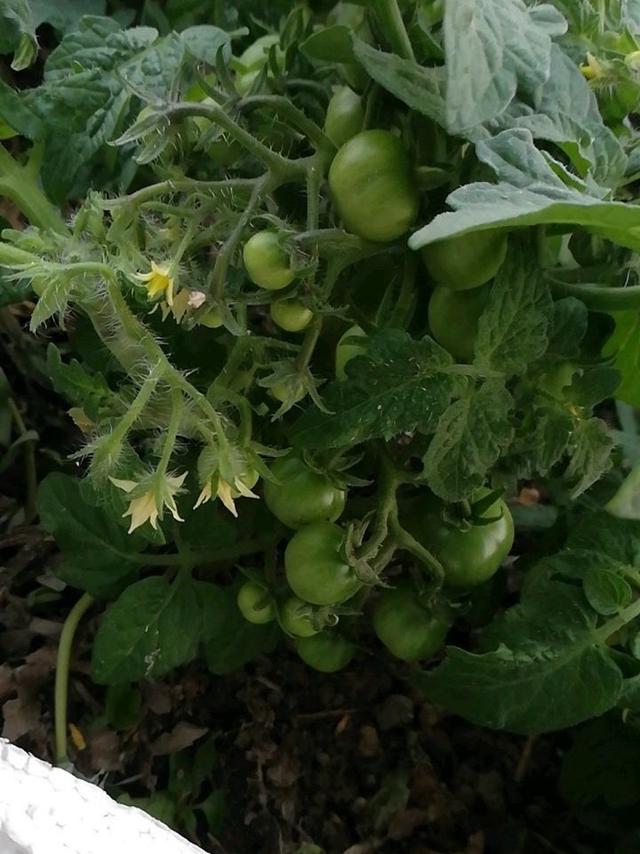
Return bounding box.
[1,17,160,201]
[180,25,231,65]
[583,568,633,616]
[199,581,280,675]
[443,0,556,133]
[474,244,553,376]
[300,25,355,64]
[290,330,464,451]
[352,39,446,125]
[0,0,37,70]
[546,298,588,359]
[37,473,145,598]
[567,365,620,407]
[47,345,113,420]
[487,46,626,188]
[92,576,202,684]
[423,380,513,502]
[29,0,106,34]
[603,311,640,409]
[565,417,614,498]
[417,583,623,734]
[522,405,573,476]
[566,511,640,566]
[118,792,177,826]
[408,130,640,254]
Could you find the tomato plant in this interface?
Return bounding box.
[264,454,346,529]
[5,0,640,794]
[285,521,360,605]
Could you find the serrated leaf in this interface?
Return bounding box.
[409,130,640,254]
[443,0,555,133]
[92,576,201,684]
[487,46,626,187]
[567,366,620,407]
[47,345,113,420]
[289,330,464,451]
[565,417,614,498]
[423,380,513,502]
[474,244,553,375]
[417,583,623,734]
[37,473,145,597]
[527,405,573,475]
[199,581,280,675]
[583,568,632,615]
[180,25,230,65]
[567,511,640,566]
[546,298,588,359]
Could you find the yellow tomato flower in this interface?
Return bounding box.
[580,53,603,80]
[194,475,258,517]
[110,471,187,533]
[136,261,175,305]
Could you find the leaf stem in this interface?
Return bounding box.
[548,277,640,311]
[598,596,640,642]
[54,593,94,764]
[370,0,415,61]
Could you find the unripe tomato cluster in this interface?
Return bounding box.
[219,59,517,674]
[235,454,515,672]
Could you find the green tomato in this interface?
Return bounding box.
[243,230,295,290]
[280,596,319,637]
[428,284,489,362]
[285,521,361,606]
[270,300,313,332]
[270,378,305,404]
[335,324,367,380]
[404,490,514,590]
[264,454,346,529]
[324,86,364,147]
[421,228,508,290]
[199,307,223,328]
[373,581,449,661]
[329,130,419,243]
[237,581,275,624]
[295,631,355,672]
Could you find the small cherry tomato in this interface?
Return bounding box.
[428,284,489,362]
[243,230,295,291]
[270,300,313,332]
[280,595,320,637]
[237,581,275,624]
[421,228,508,290]
[199,307,223,328]
[295,631,355,672]
[373,581,449,661]
[264,454,346,529]
[285,521,361,606]
[329,130,419,243]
